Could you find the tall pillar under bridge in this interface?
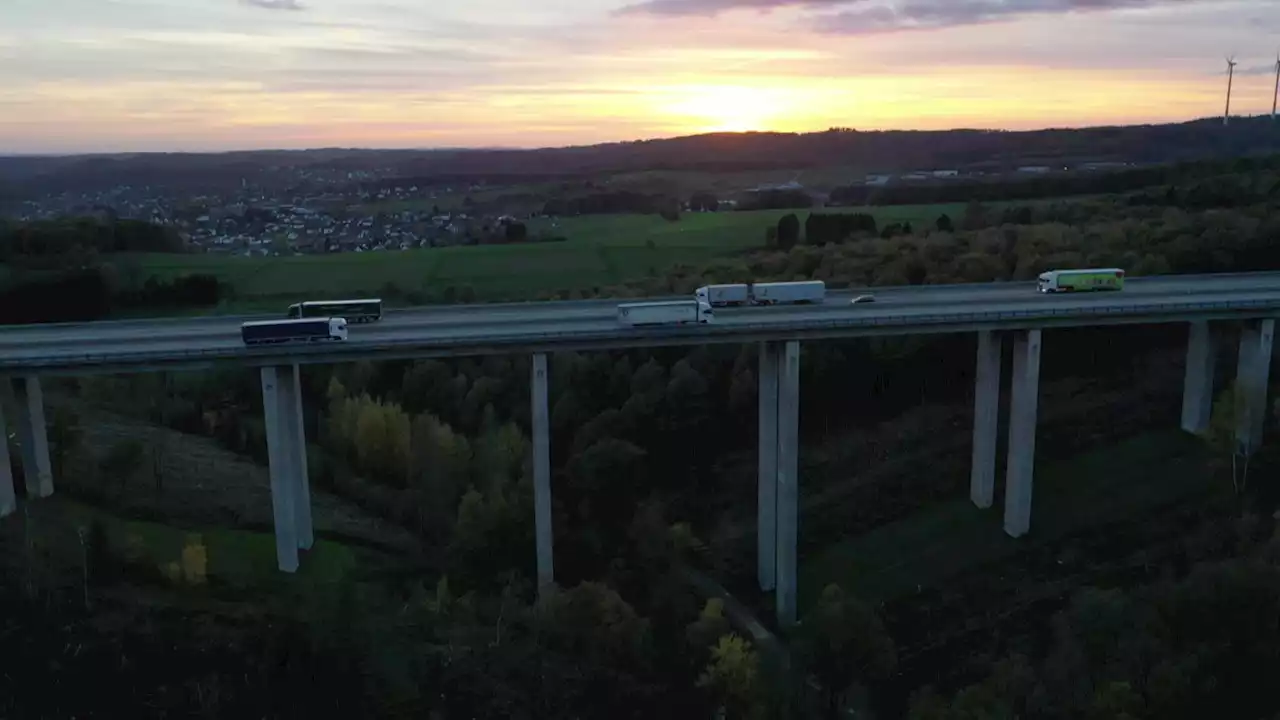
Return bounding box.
[1235,319,1275,454]
[260,364,313,573]
[968,330,1043,539]
[0,376,54,518]
[1178,318,1276,449]
[757,341,801,627]
[531,352,554,595]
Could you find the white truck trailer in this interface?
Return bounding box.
[617,300,714,326]
[749,280,826,305]
[241,317,348,345]
[695,284,751,308]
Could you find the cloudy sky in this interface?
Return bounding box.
[0,0,1277,153]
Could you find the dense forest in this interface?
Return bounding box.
[3,156,1280,718]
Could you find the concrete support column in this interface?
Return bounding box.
[776,340,801,627]
[0,399,14,517]
[289,366,313,550]
[12,377,53,499]
[1181,321,1217,435]
[1235,319,1275,454]
[261,365,311,573]
[757,342,779,593]
[970,331,1002,509]
[531,352,554,593]
[1003,330,1042,538]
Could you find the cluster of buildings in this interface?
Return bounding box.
[8,171,521,257]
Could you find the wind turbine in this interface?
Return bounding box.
[1224,55,1238,126]
[1272,52,1279,122]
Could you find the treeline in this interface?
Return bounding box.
[740,188,814,211]
[0,269,228,324]
[827,153,1280,208]
[543,191,681,219]
[0,217,225,324]
[0,216,186,262]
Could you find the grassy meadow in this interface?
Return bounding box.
[128,203,976,312]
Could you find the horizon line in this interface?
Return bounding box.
[0,113,1270,159]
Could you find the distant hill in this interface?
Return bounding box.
[2,116,1278,198]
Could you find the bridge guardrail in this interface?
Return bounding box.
[3,295,1279,370]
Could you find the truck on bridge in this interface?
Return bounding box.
[1037,268,1126,293]
[617,300,715,326]
[287,298,383,323]
[241,318,349,345]
[695,281,827,307]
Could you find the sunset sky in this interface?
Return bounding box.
[1,0,1278,153]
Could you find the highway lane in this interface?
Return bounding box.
[5,271,1280,348]
[4,273,1280,369]
[5,284,1280,370]
[5,270,1280,342]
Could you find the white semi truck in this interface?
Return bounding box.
[241,317,348,345]
[617,300,715,326]
[694,280,827,307]
[747,280,826,305]
[695,284,751,307]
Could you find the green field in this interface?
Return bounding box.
[57,500,362,590]
[799,430,1214,610]
[130,203,974,311]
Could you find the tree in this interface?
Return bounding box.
[777,213,800,251]
[1204,381,1255,499]
[697,634,762,720]
[687,598,732,658]
[536,581,653,670]
[798,584,897,719]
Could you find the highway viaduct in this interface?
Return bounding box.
[0,272,1278,626]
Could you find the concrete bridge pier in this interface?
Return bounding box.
[757,341,801,626]
[11,377,54,502]
[1003,330,1042,538]
[1235,319,1275,454]
[970,330,1003,509]
[531,352,554,594]
[1181,321,1218,435]
[260,364,313,573]
[968,329,1043,538]
[0,399,14,517]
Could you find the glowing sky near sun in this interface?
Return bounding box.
[0,0,1277,153]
